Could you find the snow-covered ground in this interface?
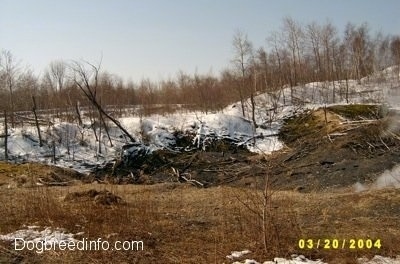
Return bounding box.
[226,249,400,264]
[0,109,285,173]
[0,225,81,250]
[229,256,400,264]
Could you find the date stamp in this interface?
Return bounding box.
[298,239,381,250]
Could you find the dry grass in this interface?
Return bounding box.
[0,178,399,263]
[0,162,82,188]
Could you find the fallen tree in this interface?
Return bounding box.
[70,59,135,143]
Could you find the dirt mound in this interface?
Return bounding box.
[268,105,400,191]
[91,137,253,186]
[64,189,125,205]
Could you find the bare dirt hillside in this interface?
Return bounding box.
[265,105,400,192]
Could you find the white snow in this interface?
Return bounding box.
[227,249,251,260]
[230,254,327,264]
[354,163,400,192]
[229,254,400,264]
[358,255,400,264]
[0,225,80,246]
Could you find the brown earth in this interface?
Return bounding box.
[265,105,400,192]
[0,182,399,263]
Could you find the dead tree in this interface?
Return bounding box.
[52,141,56,164]
[4,111,8,160]
[75,102,83,126]
[232,30,253,118]
[1,50,19,128]
[98,96,113,147]
[87,105,99,142]
[70,60,135,143]
[32,96,43,147]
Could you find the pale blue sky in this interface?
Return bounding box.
[1,0,399,82]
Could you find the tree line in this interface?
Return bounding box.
[1,17,400,120]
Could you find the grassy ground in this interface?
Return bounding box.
[0,180,399,264]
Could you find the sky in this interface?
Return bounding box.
[1,0,400,83]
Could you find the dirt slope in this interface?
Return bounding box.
[266,105,400,191]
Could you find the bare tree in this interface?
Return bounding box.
[3,111,8,160]
[372,32,391,73]
[306,22,323,80]
[282,17,304,87]
[344,23,373,83]
[321,21,339,102]
[32,96,43,147]
[0,50,19,128]
[70,59,135,143]
[268,31,287,105]
[391,36,400,80]
[45,60,67,92]
[232,30,254,121]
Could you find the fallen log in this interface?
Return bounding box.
[171,167,204,188]
[37,178,72,186]
[15,114,53,126]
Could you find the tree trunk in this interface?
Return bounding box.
[9,88,15,128]
[75,101,83,126]
[83,91,136,142]
[98,98,113,148]
[4,111,8,160]
[88,106,99,142]
[345,76,349,104]
[52,141,56,164]
[98,108,102,156]
[32,96,43,147]
[251,73,258,128]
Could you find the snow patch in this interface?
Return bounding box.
[226,249,251,260]
[358,255,400,264]
[230,255,400,264]
[374,164,400,189]
[230,254,327,264]
[354,164,400,192]
[0,226,80,246]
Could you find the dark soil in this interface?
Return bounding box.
[267,106,400,191]
[91,140,260,187]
